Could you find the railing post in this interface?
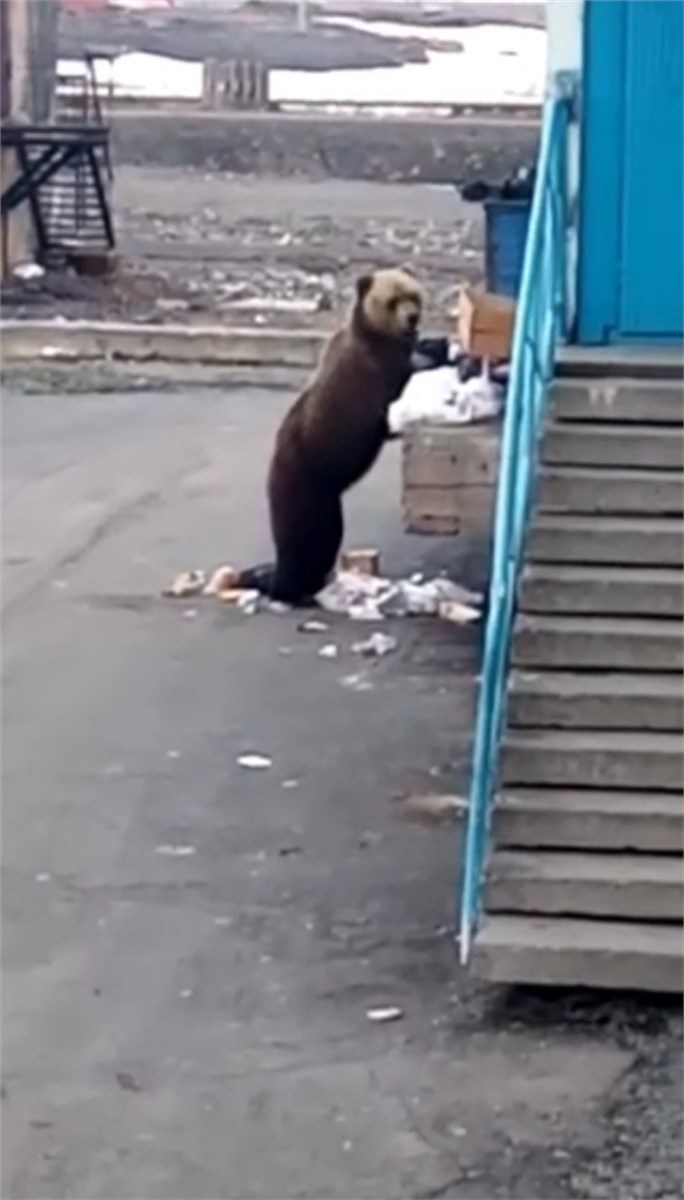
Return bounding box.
[457,82,569,964]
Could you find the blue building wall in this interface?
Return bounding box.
[577,0,683,345]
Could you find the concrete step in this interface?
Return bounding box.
[551,378,684,425]
[486,850,683,922]
[495,788,683,853]
[519,564,684,618]
[473,915,683,992]
[536,466,683,516]
[527,515,684,567]
[501,729,683,791]
[542,422,683,471]
[508,671,684,732]
[512,613,683,673]
[556,346,684,382]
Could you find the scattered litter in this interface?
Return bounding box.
[165,564,481,624]
[366,1006,404,1023]
[352,631,398,658]
[203,564,239,596]
[164,569,207,598]
[236,589,260,616]
[317,570,481,621]
[340,672,375,692]
[340,548,380,576]
[397,793,468,825]
[238,753,272,770]
[389,366,503,434]
[13,261,45,281]
[318,643,339,659]
[438,599,481,625]
[298,619,329,633]
[281,779,300,789]
[156,844,197,857]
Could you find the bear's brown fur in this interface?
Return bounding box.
[240,267,423,604]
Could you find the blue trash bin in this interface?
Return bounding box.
[484,198,532,297]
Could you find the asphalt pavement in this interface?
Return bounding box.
[2,384,680,1200]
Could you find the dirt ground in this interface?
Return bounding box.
[2,169,483,330]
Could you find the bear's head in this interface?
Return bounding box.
[353,267,423,345]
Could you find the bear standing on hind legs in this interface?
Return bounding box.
[239,267,423,605]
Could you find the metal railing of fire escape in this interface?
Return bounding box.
[459,75,573,963]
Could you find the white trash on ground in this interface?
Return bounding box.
[352,631,398,658]
[238,753,272,770]
[163,569,207,597]
[317,570,482,622]
[389,366,504,435]
[164,566,481,623]
[13,261,45,281]
[318,643,339,659]
[366,1006,404,1023]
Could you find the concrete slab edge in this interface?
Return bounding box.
[1,321,326,367]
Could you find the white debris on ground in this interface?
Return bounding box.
[163,569,207,598]
[164,566,481,623]
[317,643,339,660]
[13,261,45,281]
[352,631,398,658]
[366,1006,404,1024]
[237,753,272,770]
[389,365,504,434]
[316,570,481,622]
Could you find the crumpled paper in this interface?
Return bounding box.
[316,570,481,622]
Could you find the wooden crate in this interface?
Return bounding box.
[457,287,516,359]
[402,422,500,536]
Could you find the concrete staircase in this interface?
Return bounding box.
[473,356,684,992]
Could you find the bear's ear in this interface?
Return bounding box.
[356,273,373,300]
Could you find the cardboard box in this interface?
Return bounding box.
[457,287,516,359]
[340,549,380,576]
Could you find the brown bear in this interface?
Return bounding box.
[239,267,423,604]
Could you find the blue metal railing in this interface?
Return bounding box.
[459,80,572,963]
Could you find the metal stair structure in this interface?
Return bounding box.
[473,356,684,992]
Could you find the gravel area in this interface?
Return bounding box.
[1,170,483,330]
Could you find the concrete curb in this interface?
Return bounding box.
[1,321,326,367]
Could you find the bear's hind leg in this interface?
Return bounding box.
[271,491,343,604]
